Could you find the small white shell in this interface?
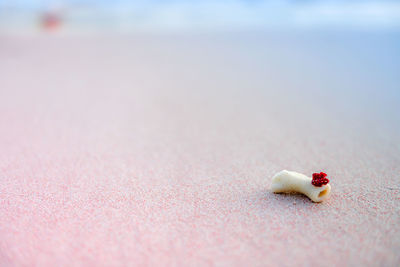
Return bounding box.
[271,170,331,202]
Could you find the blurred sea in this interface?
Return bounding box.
[0,0,400,33]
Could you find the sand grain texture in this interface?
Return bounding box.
[0,33,399,266]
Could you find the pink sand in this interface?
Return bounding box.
[0,34,399,266]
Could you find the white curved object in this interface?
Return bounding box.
[271,170,331,202]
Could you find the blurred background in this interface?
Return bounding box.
[0,1,399,130]
[1,0,400,33]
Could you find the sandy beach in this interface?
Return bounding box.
[0,32,399,266]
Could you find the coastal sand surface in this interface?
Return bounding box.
[0,33,399,266]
